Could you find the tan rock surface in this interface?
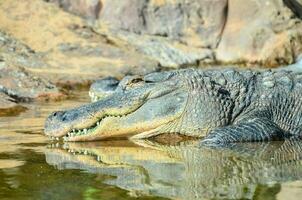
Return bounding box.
[216,0,302,66]
[0,0,158,86]
[47,0,102,19]
[99,0,227,48]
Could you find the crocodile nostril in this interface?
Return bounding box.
[62,115,67,121]
[52,112,57,117]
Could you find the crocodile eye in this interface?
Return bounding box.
[130,78,143,84]
[125,77,144,89]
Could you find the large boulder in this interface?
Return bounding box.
[216,0,302,66]
[0,63,63,101]
[0,59,63,114]
[99,0,228,48]
[46,0,102,19]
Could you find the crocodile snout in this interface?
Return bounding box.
[44,110,73,137]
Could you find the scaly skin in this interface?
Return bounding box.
[44,68,302,144]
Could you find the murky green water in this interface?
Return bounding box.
[0,90,302,200]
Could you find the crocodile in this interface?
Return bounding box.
[44,68,302,144]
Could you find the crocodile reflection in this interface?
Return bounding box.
[44,139,302,199]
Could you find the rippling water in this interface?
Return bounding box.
[0,90,302,200]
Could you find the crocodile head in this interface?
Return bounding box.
[44,71,193,141]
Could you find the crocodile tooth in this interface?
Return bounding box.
[63,136,68,141]
[56,137,59,141]
[84,150,88,155]
[97,156,101,161]
[84,129,87,134]
[63,143,69,149]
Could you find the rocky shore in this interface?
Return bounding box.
[0,0,302,113]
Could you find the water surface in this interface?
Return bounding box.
[0,90,302,200]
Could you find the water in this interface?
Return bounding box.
[0,90,302,200]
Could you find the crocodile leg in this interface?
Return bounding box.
[200,117,292,146]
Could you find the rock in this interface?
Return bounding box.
[98,0,302,67]
[216,0,302,66]
[0,62,64,101]
[45,0,102,20]
[0,30,63,116]
[99,0,227,48]
[0,93,26,117]
[0,30,47,73]
[113,32,214,68]
[0,0,159,87]
[0,31,64,101]
[284,0,302,18]
[47,0,223,67]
